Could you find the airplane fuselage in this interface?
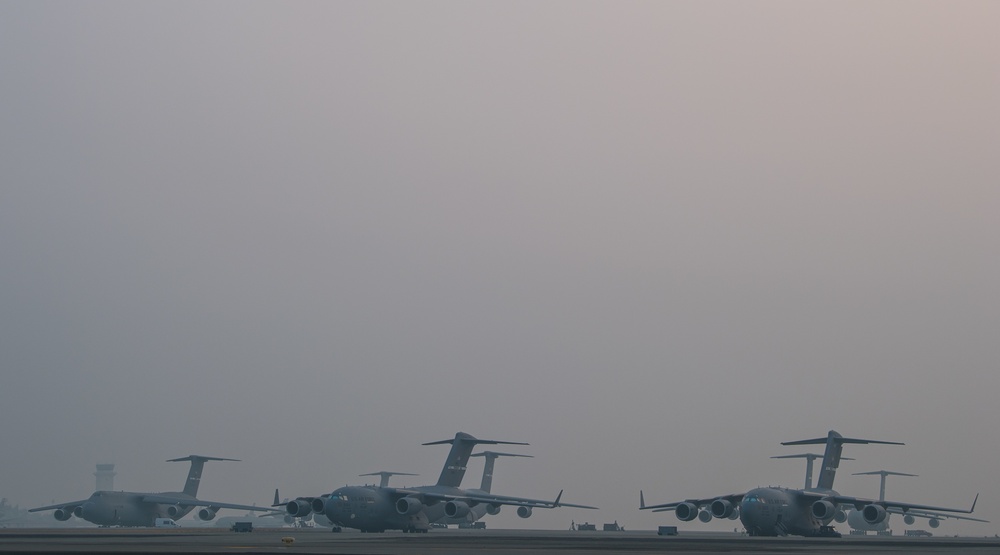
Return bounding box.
[318,486,426,532]
[739,487,837,537]
[68,490,197,527]
[316,485,494,532]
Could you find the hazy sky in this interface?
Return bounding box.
[1,1,998,534]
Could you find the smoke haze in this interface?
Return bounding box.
[1,1,998,533]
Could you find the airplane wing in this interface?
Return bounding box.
[29,500,90,512]
[389,488,597,510]
[886,507,990,523]
[141,494,272,513]
[639,490,745,512]
[460,490,597,510]
[816,492,979,517]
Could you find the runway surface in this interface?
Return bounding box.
[3,527,1000,554]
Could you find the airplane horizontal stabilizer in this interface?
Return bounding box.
[166,455,241,462]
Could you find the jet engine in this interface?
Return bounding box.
[444,501,472,519]
[286,499,313,518]
[73,504,89,518]
[516,506,533,518]
[311,496,331,515]
[165,505,184,518]
[486,504,501,516]
[284,515,295,524]
[698,510,713,523]
[811,499,837,521]
[834,510,847,523]
[675,502,699,522]
[862,504,888,525]
[903,514,916,525]
[710,499,736,519]
[197,508,217,521]
[396,497,424,516]
[929,518,940,528]
[54,508,74,521]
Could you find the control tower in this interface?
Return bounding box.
[95,463,116,491]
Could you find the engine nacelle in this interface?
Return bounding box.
[903,514,915,525]
[165,505,183,518]
[286,499,313,518]
[486,503,501,516]
[445,501,472,519]
[698,510,713,523]
[811,500,837,520]
[929,518,940,528]
[710,499,735,519]
[834,510,847,523]
[197,508,217,521]
[311,496,331,515]
[516,506,533,518]
[862,504,888,525]
[54,508,74,521]
[73,504,86,518]
[284,515,295,524]
[675,502,699,522]
[396,497,424,516]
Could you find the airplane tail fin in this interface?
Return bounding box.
[469,451,532,492]
[273,489,280,507]
[166,455,240,498]
[781,431,902,490]
[423,432,528,488]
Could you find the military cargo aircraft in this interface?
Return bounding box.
[283,432,596,532]
[30,456,271,526]
[640,430,980,537]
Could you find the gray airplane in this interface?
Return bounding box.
[640,430,980,537]
[846,470,988,532]
[30,456,271,526]
[349,453,530,527]
[283,432,596,532]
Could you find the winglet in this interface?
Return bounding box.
[971,493,979,513]
[273,489,280,507]
[553,490,563,507]
[640,490,646,509]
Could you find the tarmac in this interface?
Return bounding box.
[2,527,1000,554]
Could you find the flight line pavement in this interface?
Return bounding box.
[2,527,1000,554]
